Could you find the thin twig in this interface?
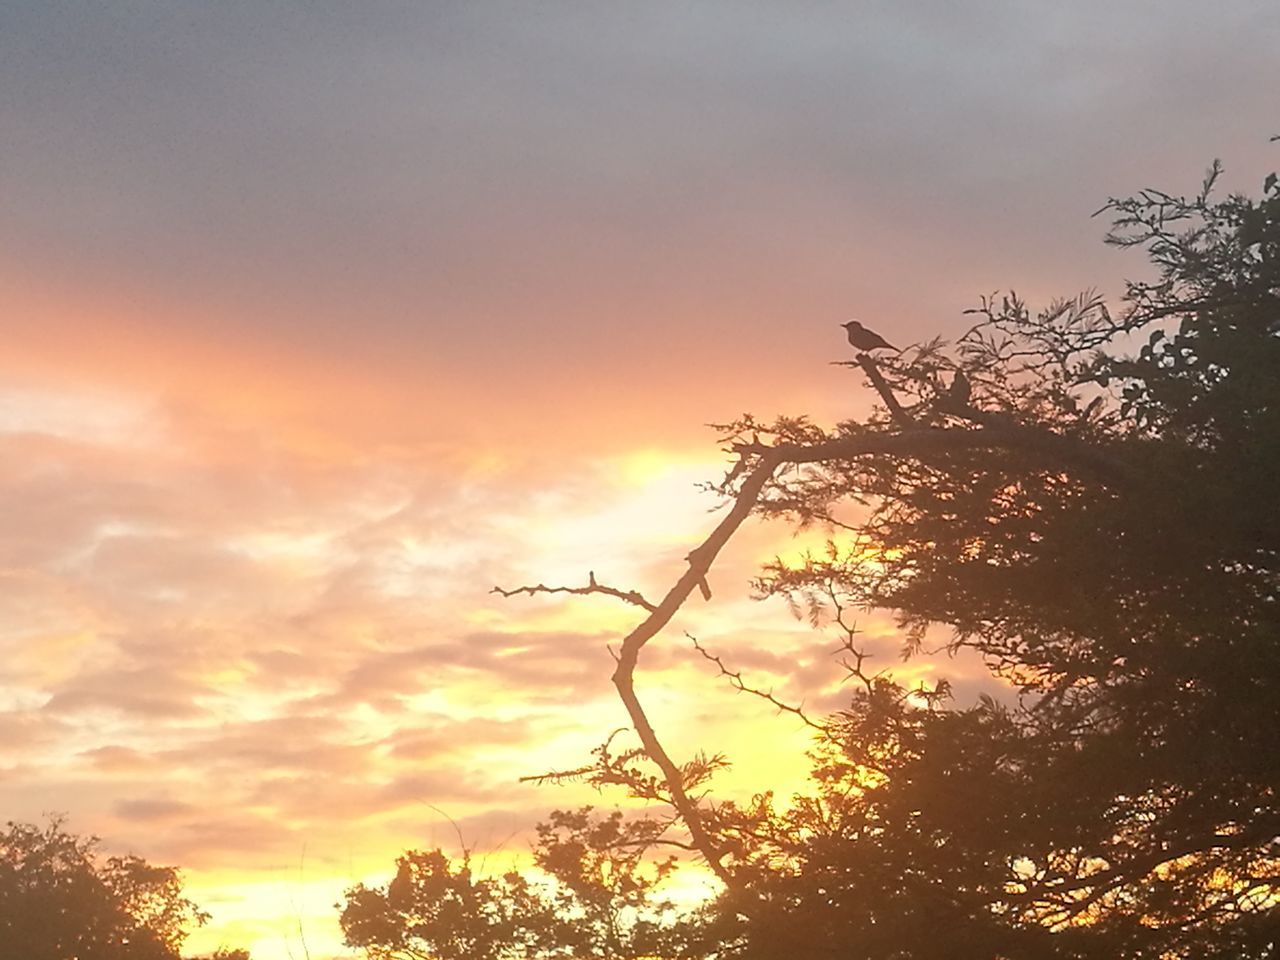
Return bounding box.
[687,632,832,738]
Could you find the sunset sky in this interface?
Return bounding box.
[2,3,1278,957]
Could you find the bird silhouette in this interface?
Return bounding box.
[840,320,897,352]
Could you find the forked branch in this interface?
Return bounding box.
[498,408,1137,889]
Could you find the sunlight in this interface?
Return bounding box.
[0,384,163,448]
[6,8,1273,957]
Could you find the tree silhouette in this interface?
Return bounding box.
[0,817,214,960]
[339,806,713,959]
[483,156,1280,957]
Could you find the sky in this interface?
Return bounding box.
[2,2,1278,957]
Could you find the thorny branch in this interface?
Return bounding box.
[688,632,832,740]
[828,584,878,695]
[491,571,657,613]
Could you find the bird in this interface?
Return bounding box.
[840,320,897,352]
[947,369,971,407]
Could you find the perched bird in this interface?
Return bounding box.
[947,369,971,407]
[840,320,897,352]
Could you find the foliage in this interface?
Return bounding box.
[466,154,1280,959]
[0,816,211,960]
[699,161,1280,957]
[339,806,713,959]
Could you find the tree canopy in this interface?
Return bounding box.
[699,160,1280,959]
[0,817,217,960]
[354,156,1279,959]
[340,807,710,960]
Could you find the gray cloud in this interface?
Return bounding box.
[4,2,1275,384]
[114,797,196,822]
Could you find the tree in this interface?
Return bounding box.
[0,817,212,960]
[478,155,1278,957]
[690,161,1280,959]
[339,806,713,959]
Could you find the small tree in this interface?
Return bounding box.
[0,817,211,960]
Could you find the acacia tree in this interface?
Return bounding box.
[354,155,1278,958]
[498,157,1279,957]
[687,162,1280,959]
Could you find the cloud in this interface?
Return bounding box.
[3,6,1276,957]
[114,797,196,822]
[78,745,156,775]
[6,2,1276,455]
[384,717,537,762]
[44,665,215,719]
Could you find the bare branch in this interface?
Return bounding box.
[608,450,785,887]
[826,585,879,694]
[829,355,914,428]
[500,412,1139,889]
[857,353,914,428]
[688,633,833,739]
[492,571,657,612]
